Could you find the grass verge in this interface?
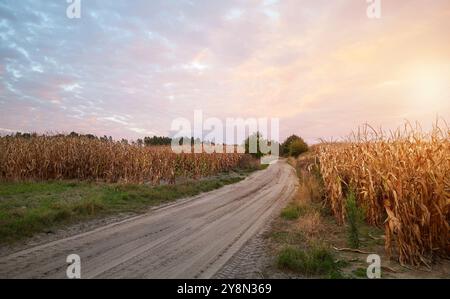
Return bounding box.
[0,167,262,244]
[277,245,345,278]
[271,154,348,278]
[269,154,448,279]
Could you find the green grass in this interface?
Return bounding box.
[277,245,343,278]
[280,201,311,220]
[280,204,301,220]
[235,163,269,175]
[0,174,248,244]
[259,164,270,170]
[270,230,305,245]
[352,267,367,278]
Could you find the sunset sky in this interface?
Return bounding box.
[0,0,449,143]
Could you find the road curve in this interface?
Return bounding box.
[0,160,298,279]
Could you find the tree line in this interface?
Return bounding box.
[4,131,310,157]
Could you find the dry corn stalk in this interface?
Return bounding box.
[317,122,449,266]
[0,135,246,184]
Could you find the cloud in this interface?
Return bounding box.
[100,115,130,126]
[129,127,158,136]
[0,0,449,142]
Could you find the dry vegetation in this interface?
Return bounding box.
[317,123,449,266]
[273,157,345,278]
[271,151,448,278]
[0,135,250,184]
[0,134,261,243]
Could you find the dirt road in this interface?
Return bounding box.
[0,160,298,279]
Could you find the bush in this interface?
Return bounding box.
[289,139,308,158]
[281,135,308,157]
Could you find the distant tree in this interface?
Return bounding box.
[289,140,308,158]
[85,134,96,140]
[244,132,265,159]
[144,136,172,146]
[13,132,36,139]
[281,135,309,157]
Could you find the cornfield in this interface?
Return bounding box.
[0,135,248,184]
[317,123,449,266]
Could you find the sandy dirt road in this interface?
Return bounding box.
[0,160,298,279]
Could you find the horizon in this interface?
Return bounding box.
[0,0,449,144]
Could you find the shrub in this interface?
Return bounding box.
[281,135,308,157]
[289,139,309,158]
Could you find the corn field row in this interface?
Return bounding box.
[0,136,248,184]
[317,123,449,266]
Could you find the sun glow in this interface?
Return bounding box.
[406,64,449,109]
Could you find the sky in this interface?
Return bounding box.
[0,0,449,143]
